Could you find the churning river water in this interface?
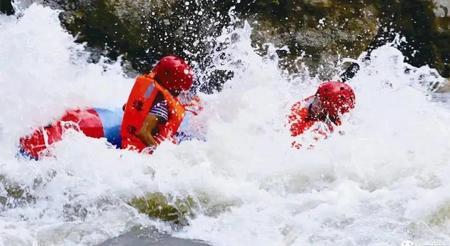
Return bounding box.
[1,3,450,246]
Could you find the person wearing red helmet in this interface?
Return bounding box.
[19,55,197,159]
[123,55,195,149]
[289,81,355,148]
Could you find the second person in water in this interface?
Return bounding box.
[288,81,356,148]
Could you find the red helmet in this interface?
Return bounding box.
[314,81,355,119]
[152,55,194,94]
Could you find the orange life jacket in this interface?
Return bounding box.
[121,74,185,151]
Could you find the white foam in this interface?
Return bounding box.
[1,3,450,246]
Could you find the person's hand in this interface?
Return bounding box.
[136,114,159,146]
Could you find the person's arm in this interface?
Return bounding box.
[136,96,169,147]
[136,114,159,146]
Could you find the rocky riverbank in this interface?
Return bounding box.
[1,0,449,86]
[49,0,450,78]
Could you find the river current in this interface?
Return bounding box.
[1,3,450,246]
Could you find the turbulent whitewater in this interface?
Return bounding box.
[1,4,450,246]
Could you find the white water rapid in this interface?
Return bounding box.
[1,3,450,246]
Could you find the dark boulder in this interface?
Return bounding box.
[41,0,449,90]
[0,0,14,15]
[369,0,449,78]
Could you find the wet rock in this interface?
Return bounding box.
[41,0,380,81]
[98,226,210,246]
[371,0,449,78]
[0,175,36,208]
[0,0,14,15]
[246,0,379,77]
[433,3,449,78]
[43,0,238,74]
[436,78,450,93]
[41,0,449,85]
[40,0,245,91]
[129,193,197,226]
[428,201,450,226]
[304,0,332,8]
